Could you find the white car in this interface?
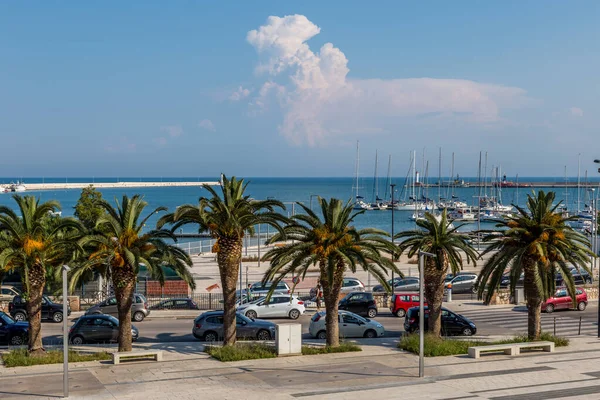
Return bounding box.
[308,310,385,339]
[236,295,305,320]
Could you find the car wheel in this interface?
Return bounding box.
[317,330,327,340]
[245,310,258,320]
[471,286,478,294]
[256,329,271,341]
[14,312,26,322]
[9,334,25,346]
[367,309,377,318]
[203,331,218,342]
[395,309,406,318]
[71,335,85,345]
[585,278,592,284]
[462,328,474,336]
[545,304,555,313]
[289,309,301,320]
[52,312,63,323]
[578,302,587,311]
[133,312,145,322]
[364,329,377,339]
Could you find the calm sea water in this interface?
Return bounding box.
[1,177,599,236]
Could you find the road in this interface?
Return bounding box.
[36,302,600,345]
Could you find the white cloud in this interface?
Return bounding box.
[229,86,251,101]
[246,14,531,146]
[160,125,183,137]
[198,119,216,131]
[570,107,584,117]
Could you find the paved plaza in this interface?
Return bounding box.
[2,332,600,400]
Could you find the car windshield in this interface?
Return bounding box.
[236,313,253,323]
[249,296,267,305]
[0,313,16,325]
[106,315,119,325]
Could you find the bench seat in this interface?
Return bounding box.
[468,341,555,359]
[112,350,163,365]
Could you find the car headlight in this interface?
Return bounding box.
[469,323,476,327]
[376,324,383,328]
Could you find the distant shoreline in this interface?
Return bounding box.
[7,181,220,191]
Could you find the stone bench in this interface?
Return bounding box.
[468,341,555,359]
[112,350,163,365]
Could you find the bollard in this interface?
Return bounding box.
[554,317,556,336]
[447,287,452,302]
[579,316,582,335]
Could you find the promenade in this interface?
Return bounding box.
[2,335,600,399]
[19,181,220,191]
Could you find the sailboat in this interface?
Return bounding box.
[369,150,386,210]
[352,141,372,210]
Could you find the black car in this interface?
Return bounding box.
[404,306,477,336]
[9,295,71,323]
[557,269,592,286]
[69,314,139,344]
[338,292,378,318]
[150,298,199,310]
[0,311,29,346]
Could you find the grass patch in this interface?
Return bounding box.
[301,342,362,355]
[205,343,277,362]
[398,332,569,357]
[2,349,111,368]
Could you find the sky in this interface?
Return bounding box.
[0,1,599,178]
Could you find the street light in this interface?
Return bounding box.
[418,251,436,378]
[62,265,70,398]
[390,184,396,299]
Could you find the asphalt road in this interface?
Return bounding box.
[39,312,406,345]
[36,302,600,345]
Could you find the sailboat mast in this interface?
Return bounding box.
[449,152,455,200]
[413,150,417,202]
[355,141,360,199]
[372,150,379,203]
[578,153,581,214]
[483,152,488,198]
[438,147,442,203]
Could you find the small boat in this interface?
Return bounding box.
[448,207,477,223]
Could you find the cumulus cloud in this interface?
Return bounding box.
[199,119,216,131]
[160,125,183,137]
[229,86,251,101]
[246,15,531,146]
[570,107,584,117]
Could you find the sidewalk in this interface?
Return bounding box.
[3,335,600,399]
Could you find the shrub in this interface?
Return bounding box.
[205,343,277,362]
[301,343,361,355]
[2,349,111,368]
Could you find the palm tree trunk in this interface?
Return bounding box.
[320,260,345,347]
[217,237,242,346]
[424,255,447,337]
[27,263,46,355]
[523,259,542,340]
[113,267,136,352]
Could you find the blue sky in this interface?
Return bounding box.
[1,2,598,178]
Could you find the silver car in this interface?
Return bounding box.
[309,310,385,339]
[192,311,277,342]
[340,278,366,293]
[86,294,150,322]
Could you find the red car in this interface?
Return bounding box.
[390,293,427,318]
[542,288,587,313]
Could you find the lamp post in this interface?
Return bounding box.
[391,184,396,298]
[418,251,436,378]
[594,159,599,338]
[62,265,71,398]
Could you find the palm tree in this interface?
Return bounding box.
[477,190,593,340]
[0,195,83,355]
[263,198,398,347]
[71,194,195,352]
[157,175,288,346]
[395,210,479,337]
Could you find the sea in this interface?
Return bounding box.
[1,176,599,240]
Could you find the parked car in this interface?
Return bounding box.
[390,293,426,318]
[542,288,587,313]
[556,269,592,286]
[0,311,29,346]
[0,286,20,303]
[69,314,139,344]
[9,295,70,323]
[372,277,406,293]
[309,310,384,339]
[237,295,305,319]
[192,311,276,341]
[445,273,478,294]
[338,292,377,318]
[150,298,199,310]
[404,306,477,336]
[340,278,366,293]
[249,281,291,295]
[86,294,150,322]
[373,277,419,293]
